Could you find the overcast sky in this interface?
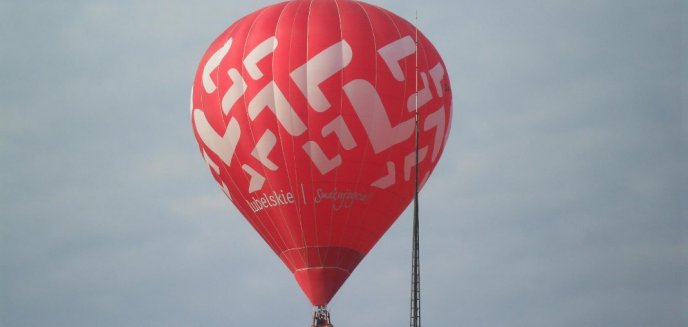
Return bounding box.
[1,1,685,326]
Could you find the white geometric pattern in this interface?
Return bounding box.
[343,79,415,154]
[424,106,447,162]
[371,161,396,189]
[404,147,429,181]
[252,130,279,171]
[195,35,449,193]
[242,164,266,193]
[322,116,357,150]
[248,82,307,137]
[222,68,247,115]
[193,109,240,166]
[303,141,342,175]
[243,36,278,81]
[290,40,352,112]
[378,36,416,81]
[202,38,233,93]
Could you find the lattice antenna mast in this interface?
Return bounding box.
[410,10,421,327]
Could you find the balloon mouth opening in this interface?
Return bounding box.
[279,246,364,305]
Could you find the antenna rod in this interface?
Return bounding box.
[410,10,421,327]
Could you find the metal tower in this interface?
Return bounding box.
[410,13,421,327]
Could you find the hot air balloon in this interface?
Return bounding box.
[190,0,451,325]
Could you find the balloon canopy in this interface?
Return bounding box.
[191,0,452,306]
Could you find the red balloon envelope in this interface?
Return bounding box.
[191,0,452,306]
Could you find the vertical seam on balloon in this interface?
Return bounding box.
[252,10,295,257]
[338,0,366,262]
[241,6,292,256]
[205,15,284,256]
[287,0,312,270]
[210,21,239,150]
[212,23,257,213]
[240,8,284,252]
[270,0,305,271]
[271,0,314,275]
[330,0,344,277]
[275,0,317,272]
[333,0,361,273]
[287,0,311,274]
[375,6,410,246]
[304,0,316,270]
[224,22,282,255]
[319,0,345,279]
[253,5,301,262]
[232,11,272,250]
[345,0,377,258]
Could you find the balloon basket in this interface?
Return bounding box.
[311,306,333,327]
